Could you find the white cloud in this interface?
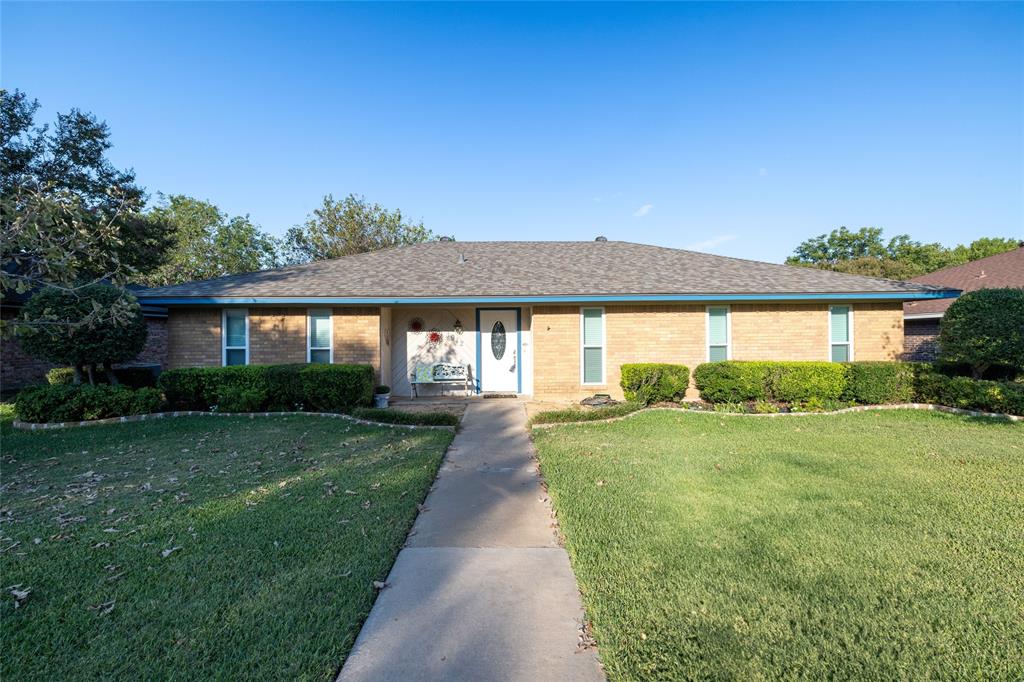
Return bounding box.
[632,203,653,217]
[685,234,737,252]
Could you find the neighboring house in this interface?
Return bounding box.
[903,245,1024,361]
[134,240,957,400]
[0,286,169,391]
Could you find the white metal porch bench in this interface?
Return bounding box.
[410,363,472,398]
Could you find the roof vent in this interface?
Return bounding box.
[457,253,467,265]
[439,236,453,242]
[595,235,608,242]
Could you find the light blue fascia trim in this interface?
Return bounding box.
[140,291,959,305]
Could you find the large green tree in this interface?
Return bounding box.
[281,194,440,265]
[786,227,1019,279]
[139,195,280,286]
[1,89,172,278]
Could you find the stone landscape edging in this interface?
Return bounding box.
[12,410,458,432]
[530,403,1022,429]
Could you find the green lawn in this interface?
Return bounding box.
[533,410,1023,680]
[1,415,452,680]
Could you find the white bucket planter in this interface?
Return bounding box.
[373,393,390,408]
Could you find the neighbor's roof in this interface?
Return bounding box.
[904,245,1024,318]
[136,240,957,303]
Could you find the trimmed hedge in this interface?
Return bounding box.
[15,385,163,423]
[158,364,374,413]
[914,368,1024,416]
[46,366,159,389]
[694,361,848,403]
[843,362,917,404]
[350,408,460,427]
[620,363,690,405]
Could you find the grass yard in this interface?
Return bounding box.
[1,415,452,680]
[532,410,1023,680]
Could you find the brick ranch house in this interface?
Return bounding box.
[133,240,958,400]
[903,245,1024,362]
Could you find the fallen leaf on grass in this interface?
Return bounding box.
[372,581,388,590]
[160,546,182,558]
[9,585,31,608]
[89,599,116,615]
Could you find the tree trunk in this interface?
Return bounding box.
[106,365,120,385]
[86,364,96,385]
[972,363,989,380]
[73,365,84,385]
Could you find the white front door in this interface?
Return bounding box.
[478,309,519,393]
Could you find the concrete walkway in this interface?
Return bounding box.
[338,401,604,682]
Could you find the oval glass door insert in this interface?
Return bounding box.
[491,321,506,360]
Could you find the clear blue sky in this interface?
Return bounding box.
[3,2,1021,262]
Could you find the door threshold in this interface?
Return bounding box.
[481,392,518,399]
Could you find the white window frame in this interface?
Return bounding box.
[579,306,606,385]
[828,305,854,362]
[222,308,249,366]
[306,308,334,364]
[705,305,731,362]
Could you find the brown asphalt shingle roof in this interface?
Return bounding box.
[136,240,954,300]
[904,246,1024,317]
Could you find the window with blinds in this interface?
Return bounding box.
[829,305,852,362]
[581,308,605,384]
[308,310,332,364]
[223,309,248,366]
[707,306,730,361]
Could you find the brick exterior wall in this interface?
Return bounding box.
[1,312,169,391]
[333,307,381,376]
[532,302,904,400]
[167,308,222,368]
[164,306,382,379]
[903,318,940,361]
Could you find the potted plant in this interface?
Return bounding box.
[373,385,391,408]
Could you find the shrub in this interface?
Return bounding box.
[158,363,374,413]
[939,288,1024,378]
[351,408,460,426]
[47,365,158,388]
[19,285,148,382]
[768,362,847,402]
[46,367,76,385]
[914,367,1024,416]
[694,361,847,403]
[14,384,164,423]
[842,362,916,404]
[298,364,374,412]
[693,362,770,402]
[620,364,690,405]
[530,402,643,425]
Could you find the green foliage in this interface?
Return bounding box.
[785,226,1019,279]
[938,288,1024,378]
[47,366,158,388]
[350,408,460,426]
[693,361,769,402]
[140,195,280,286]
[914,367,1024,416]
[530,402,643,425]
[158,364,374,413]
[843,362,917,404]
[298,364,374,412]
[14,384,163,423]
[694,361,850,403]
[19,285,147,379]
[619,363,690,405]
[281,193,443,265]
[1,89,173,283]
[46,367,76,385]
